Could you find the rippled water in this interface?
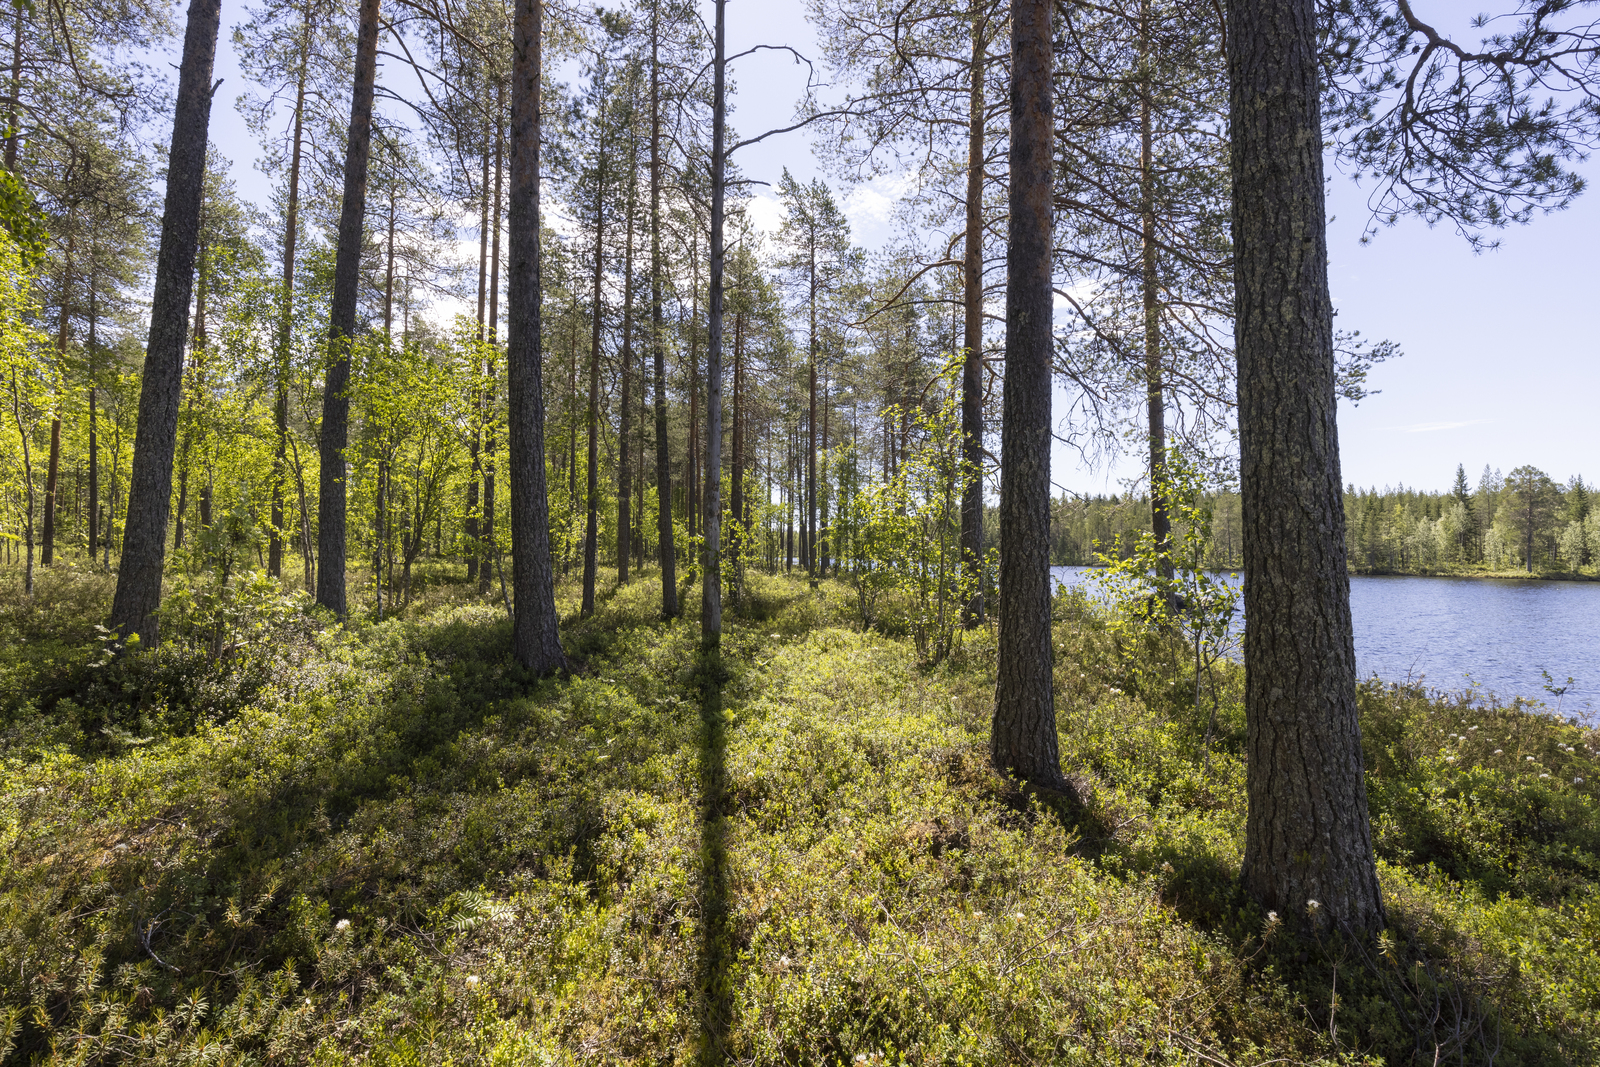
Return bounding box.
[1050,565,1600,717]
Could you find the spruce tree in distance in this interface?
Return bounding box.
[107,0,224,646]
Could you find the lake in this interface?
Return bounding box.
[1050,566,1600,718]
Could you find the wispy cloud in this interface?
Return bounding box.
[1402,419,1491,433]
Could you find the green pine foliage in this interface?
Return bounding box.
[2,568,1597,1064]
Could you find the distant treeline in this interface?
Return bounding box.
[1051,464,1597,575]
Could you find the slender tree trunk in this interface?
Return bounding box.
[271,2,311,581]
[467,121,490,585]
[960,9,986,626]
[728,304,743,597]
[480,103,503,596]
[10,371,34,595]
[316,0,380,617]
[806,252,818,583]
[687,234,700,542]
[702,0,726,650]
[375,455,386,618]
[1229,0,1383,933]
[649,1,677,616]
[991,0,1061,785]
[108,0,223,644]
[1139,0,1173,595]
[507,0,566,674]
[581,127,606,618]
[617,121,637,586]
[42,236,69,567]
[88,284,99,558]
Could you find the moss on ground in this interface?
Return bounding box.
[1,566,1596,1064]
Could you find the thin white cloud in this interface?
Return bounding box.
[1402,419,1492,433]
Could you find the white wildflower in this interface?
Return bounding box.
[1306,899,1321,914]
[1540,773,1550,779]
[1527,756,1537,762]
[1494,749,1504,755]
[335,919,351,932]
[1266,911,1279,924]
[465,975,481,988]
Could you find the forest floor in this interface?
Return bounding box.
[2,565,1598,1065]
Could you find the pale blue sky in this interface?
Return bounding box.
[194,0,1598,496]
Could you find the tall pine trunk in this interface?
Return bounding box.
[960,9,986,626]
[87,283,99,559]
[1228,0,1383,933]
[272,0,312,582]
[649,0,677,616]
[702,0,726,650]
[506,0,566,674]
[990,0,1061,785]
[1139,0,1173,592]
[108,0,223,644]
[467,121,489,585]
[316,0,380,617]
[481,97,503,596]
[617,120,637,586]
[581,128,606,618]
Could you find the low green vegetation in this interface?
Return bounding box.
[2,567,1597,1065]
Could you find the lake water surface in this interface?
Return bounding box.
[1050,566,1600,717]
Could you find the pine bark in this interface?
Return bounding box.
[581,136,605,618]
[960,10,986,626]
[481,104,503,596]
[272,4,312,582]
[315,0,380,617]
[506,0,566,674]
[702,0,725,650]
[1228,0,1384,933]
[1139,0,1173,590]
[107,0,223,644]
[649,1,678,617]
[990,0,1061,785]
[617,129,636,586]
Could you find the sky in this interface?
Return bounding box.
[191,0,1599,498]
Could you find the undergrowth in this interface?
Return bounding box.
[0,566,1595,1064]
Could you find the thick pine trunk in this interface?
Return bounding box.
[108,0,223,644]
[507,0,566,674]
[990,0,1061,785]
[702,0,725,649]
[649,3,677,617]
[1228,0,1384,933]
[960,12,987,626]
[316,0,380,617]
